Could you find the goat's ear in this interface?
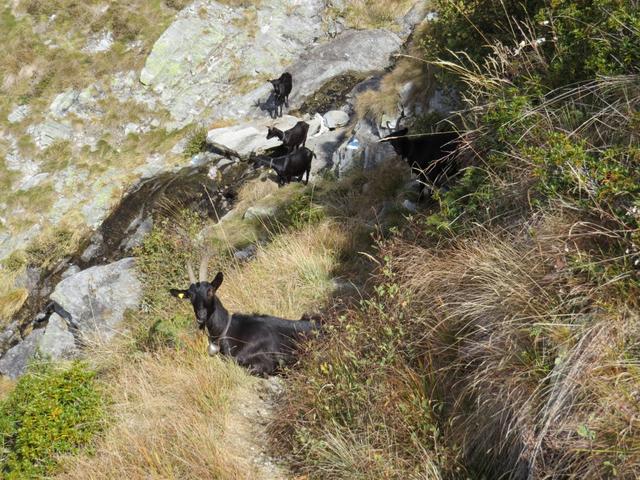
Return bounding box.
[170,289,189,300]
[211,272,224,291]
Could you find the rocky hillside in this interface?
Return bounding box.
[1,0,638,478]
[0,0,425,370]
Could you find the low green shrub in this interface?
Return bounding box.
[0,361,105,478]
[280,191,325,230]
[183,127,208,159]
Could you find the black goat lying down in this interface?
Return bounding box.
[381,128,459,198]
[170,261,319,376]
[267,121,309,152]
[269,72,292,118]
[253,147,315,186]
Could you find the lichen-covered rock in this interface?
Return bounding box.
[140,0,325,126]
[50,258,142,342]
[27,120,73,149]
[288,30,403,109]
[244,205,278,221]
[7,105,30,123]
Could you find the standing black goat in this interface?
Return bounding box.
[170,259,319,376]
[381,127,459,198]
[269,72,292,118]
[253,147,315,186]
[266,121,309,152]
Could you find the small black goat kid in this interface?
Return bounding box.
[170,259,319,376]
[269,72,293,118]
[253,147,315,186]
[266,121,309,152]
[382,127,459,198]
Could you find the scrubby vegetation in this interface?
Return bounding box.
[275,0,640,478]
[0,361,105,478]
[2,0,638,478]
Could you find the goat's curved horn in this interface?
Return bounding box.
[186,262,196,284]
[199,255,209,282]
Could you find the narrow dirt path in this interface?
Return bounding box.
[224,377,291,480]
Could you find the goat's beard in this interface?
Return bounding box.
[197,320,206,330]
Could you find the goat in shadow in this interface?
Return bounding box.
[170,259,320,376]
[269,72,293,118]
[381,126,459,199]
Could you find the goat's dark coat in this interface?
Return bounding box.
[267,121,309,152]
[382,128,459,197]
[269,72,293,118]
[253,147,314,186]
[170,272,318,376]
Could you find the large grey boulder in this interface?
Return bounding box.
[38,313,77,360]
[0,315,77,379]
[139,0,325,126]
[288,29,403,109]
[0,330,44,379]
[50,258,142,343]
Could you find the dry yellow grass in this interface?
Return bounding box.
[218,221,346,319]
[235,177,280,212]
[57,338,258,480]
[0,288,29,327]
[330,0,419,31]
[386,216,640,478]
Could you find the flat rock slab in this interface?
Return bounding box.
[207,115,299,157]
[50,257,142,343]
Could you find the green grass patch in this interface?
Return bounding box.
[0,361,105,478]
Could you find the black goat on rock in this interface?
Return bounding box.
[253,147,314,186]
[269,72,292,118]
[170,260,319,376]
[266,121,309,152]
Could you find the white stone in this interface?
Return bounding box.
[28,120,73,149]
[50,90,79,117]
[324,110,350,129]
[124,122,141,136]
[8,105,30,123]
[82,30,114,54]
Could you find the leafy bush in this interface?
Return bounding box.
[0,361,105,478]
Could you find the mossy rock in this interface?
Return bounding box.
[297,71,369,115]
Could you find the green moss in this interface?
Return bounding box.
[0,361,105,478]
